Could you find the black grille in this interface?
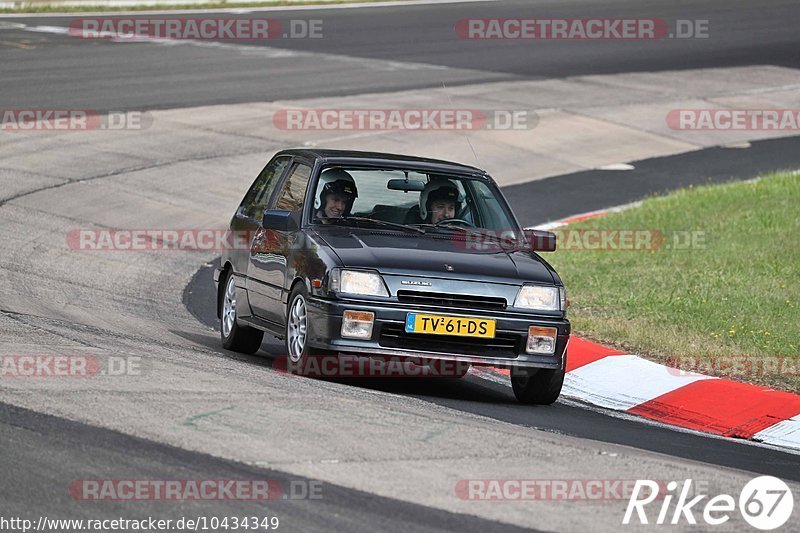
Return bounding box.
[379,324,520,359]
[396,290,506,310]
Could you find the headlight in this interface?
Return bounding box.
[514,285,561,311]
[330,269,389,297]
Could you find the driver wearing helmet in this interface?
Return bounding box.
[419,179,460,224]
[315,169,358,223]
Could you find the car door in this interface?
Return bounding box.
[246,160,312,325]
[229,156,292,282]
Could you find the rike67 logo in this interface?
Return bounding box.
[623,477,794,530]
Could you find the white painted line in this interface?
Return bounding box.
[562,354,716,411]
[17,24,69,34]
[721,142,751,149]
[597,163,635,171]
[753,416,800,451]
[6,21,451,74]
[473,366,800,454]
[528,201,642,231]
[527,169,800,233]
[0,0,500,18]
[529,221,568,231]
[562,393,800,455]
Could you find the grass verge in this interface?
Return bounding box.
[547,171,800,392]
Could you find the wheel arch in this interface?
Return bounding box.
[217,261,234,319]
[286,276,312,308]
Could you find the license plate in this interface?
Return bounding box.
[405,313,496,338]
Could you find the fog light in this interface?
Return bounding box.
[526,326,558,355]
[341,310,375,339]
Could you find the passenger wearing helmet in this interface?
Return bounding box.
[315,169,358,223]
[419,179,460,224]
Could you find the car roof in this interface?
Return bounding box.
[275,148,489,177]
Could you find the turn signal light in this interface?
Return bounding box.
[341,310,375,339]
[526,326,558,355]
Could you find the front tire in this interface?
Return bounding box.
[511,366,564,405]
[220,271,264,354]
[286,285,315,373]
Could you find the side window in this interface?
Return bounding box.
[468,180,516,231]
[241,156,290,219]
[274,163,312,211]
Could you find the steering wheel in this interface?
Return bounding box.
[435,218,475,228]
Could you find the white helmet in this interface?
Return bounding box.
[314,168,358,214]
[419,178,461,220]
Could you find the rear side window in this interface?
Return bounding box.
[274,163,312,211]
[241,156,290,219]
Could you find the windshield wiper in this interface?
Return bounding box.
[318,216,426,234]
[414,222,484,235]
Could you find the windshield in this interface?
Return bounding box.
[311,167,521,236]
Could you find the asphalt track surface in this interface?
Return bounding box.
[0,0,799,111]
[3,1,800,531]
[0,402,534,532]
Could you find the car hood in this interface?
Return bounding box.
[311,227,555,285]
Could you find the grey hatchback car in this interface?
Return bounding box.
[215,149,569,404]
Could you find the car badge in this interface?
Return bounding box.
[445,264,454,272]
[401,280,431,286]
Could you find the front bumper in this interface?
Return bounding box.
[305,296,569,369]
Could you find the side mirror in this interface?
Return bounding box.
[525,229,557,252]
[262,209,300,231]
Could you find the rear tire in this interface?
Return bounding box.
[511,366,564,405]
[220,271,264,354]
